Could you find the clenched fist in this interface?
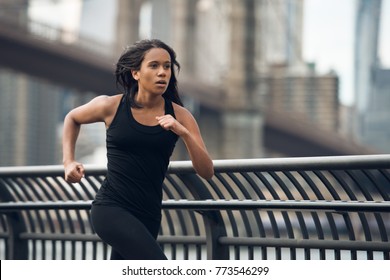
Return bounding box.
[64,161,85,183]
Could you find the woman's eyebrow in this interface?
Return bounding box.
[147,60,171,64]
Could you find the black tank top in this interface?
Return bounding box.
[93,95,178,221]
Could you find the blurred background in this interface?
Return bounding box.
[0,0,388,167]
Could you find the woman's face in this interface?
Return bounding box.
[132,48,172,95]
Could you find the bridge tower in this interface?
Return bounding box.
[220,0,264,158]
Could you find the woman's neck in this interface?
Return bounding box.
[134,92,164,109]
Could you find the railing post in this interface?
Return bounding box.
[177,174,229,259]
[203,210,230,260]
[0,180,28,259]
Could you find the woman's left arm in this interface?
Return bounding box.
[156,106,214,180]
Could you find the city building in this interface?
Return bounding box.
[264,65,339,133]
[354,0,390,152]
[362,68,390,152]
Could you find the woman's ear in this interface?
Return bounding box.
[131,70,139,81]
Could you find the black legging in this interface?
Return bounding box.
[91,204,167,260]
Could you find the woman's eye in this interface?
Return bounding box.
[149,63,170,69]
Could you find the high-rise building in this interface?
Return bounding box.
[363,68,390,152]
[354,0,390,152]
[354,1,383,144]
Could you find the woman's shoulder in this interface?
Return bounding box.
[172,102,188,114]
[172,102,196,123]
[93,93,123,104]
[91,94,123,110]
[82,94,123,121]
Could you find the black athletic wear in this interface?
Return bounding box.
[91,204,167,260]
[91,95,178,259]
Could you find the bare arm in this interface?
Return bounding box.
[62,113,84,183]
[156,105,214,180]
[62,95,119,183]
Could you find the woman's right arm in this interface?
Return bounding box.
[62,95,119,183]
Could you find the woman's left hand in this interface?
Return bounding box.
[156,115,189,136]
[157,108,214,180]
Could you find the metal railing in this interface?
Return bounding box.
[0,155,390,260]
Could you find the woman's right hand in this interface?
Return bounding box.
[64,161,85,183]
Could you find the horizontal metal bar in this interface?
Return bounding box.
[18,232,206,245]
[219,237,390,251]
[1,200,390,212]
[169,155,390,173]
[12,233,390,252]
[20,233,100,242]
[163,200,390,212]
[213,154,390,172]
[162,200,390,212]
[0,201,93,211]
[0,165,105,177]
[1,154,389,177]
[157,236,206,245]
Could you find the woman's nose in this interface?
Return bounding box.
[158,66,167,76]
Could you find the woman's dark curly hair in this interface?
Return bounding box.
[115,39,183,108]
